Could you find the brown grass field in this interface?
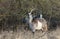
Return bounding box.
[0,25,60,39]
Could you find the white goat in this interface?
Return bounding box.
[28,9,48,33]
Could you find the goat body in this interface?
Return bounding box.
[33,20,42,30]
[29,20,43,32]
[29,18,48,33]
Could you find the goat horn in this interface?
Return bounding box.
[30,8,36,13]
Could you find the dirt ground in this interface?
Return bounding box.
[0,25,60,39]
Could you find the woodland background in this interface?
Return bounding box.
[0,0,60,30]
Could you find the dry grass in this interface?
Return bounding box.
[0,25,60,39]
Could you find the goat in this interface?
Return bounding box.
[27,9,48,33]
